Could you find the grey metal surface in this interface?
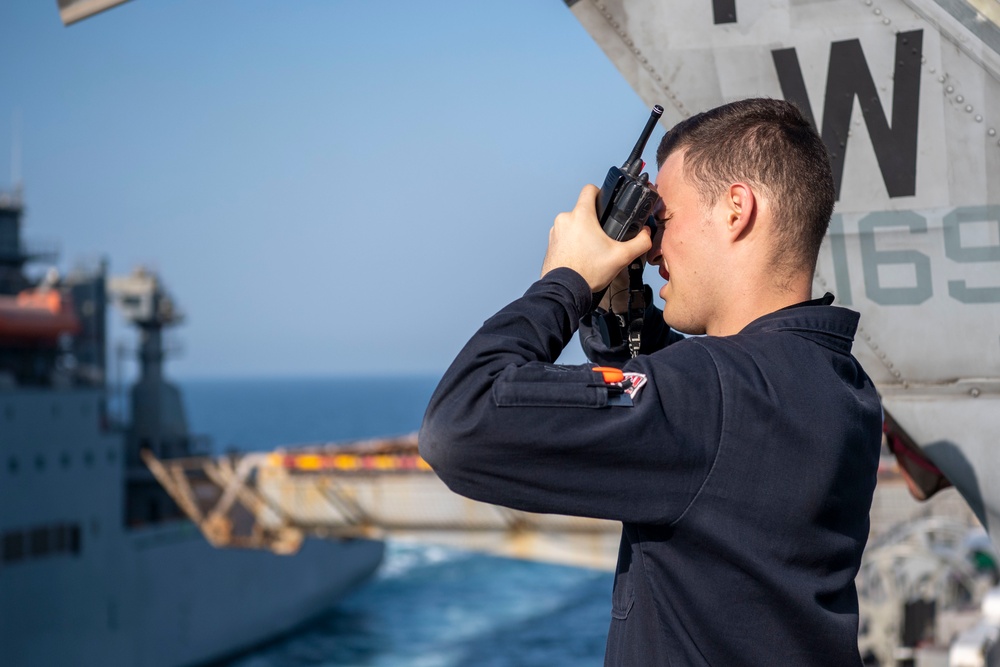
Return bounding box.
[924,0,1000,57]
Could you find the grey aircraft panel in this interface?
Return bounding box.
[568,0,1000,538]
[928,0,1000,57]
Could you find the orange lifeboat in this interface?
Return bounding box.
[0,289,81,342]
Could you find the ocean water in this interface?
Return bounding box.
[180,376,443,452]
[179,376,613,667]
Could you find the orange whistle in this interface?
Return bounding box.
[593,366,625,384]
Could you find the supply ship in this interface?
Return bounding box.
[0,189,384,667]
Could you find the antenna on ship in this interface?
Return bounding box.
[10,110,22,202]
[0,113,28,295]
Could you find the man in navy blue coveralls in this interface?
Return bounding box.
[419,99,883,666]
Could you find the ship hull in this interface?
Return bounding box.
[4,522,384,667]
[0,388,384,666]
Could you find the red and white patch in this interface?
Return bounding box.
[622,372,647,400]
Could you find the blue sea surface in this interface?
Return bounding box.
[179,376,612,667]
[181,375,442,452]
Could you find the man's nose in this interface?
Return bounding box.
[646,225,664,265]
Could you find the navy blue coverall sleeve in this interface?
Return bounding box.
[419,268,722,525]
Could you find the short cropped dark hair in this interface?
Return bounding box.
[656,98,834,275]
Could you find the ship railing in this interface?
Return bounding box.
[0,239,60,264]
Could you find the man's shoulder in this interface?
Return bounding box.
[638,337,725,397]
[647,335,717,366]
[650,326,836,386]
[686,304,862,358]
[642,332,772,377]
[638,304,866,386]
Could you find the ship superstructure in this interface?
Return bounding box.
[0,192,384,667]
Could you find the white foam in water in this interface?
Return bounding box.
[224,546,611,667]
[408,650,463,667]
[376,541,472,580]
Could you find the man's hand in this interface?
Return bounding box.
[541,185,652,293]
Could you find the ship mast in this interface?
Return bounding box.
[108,267,190,524]
[0,190,56,295]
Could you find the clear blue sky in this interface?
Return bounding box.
[0,0,662,378]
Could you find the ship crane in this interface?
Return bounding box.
[107,268,198,524]
[142,435,625,570]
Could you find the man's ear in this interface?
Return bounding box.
[726,183,755,241]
